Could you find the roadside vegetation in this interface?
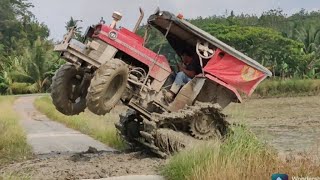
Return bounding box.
[34,96,126,149]
[162,125,320,180]
[0,0,71,95]
[0,96,31,165]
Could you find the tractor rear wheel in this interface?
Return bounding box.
[51,63,89,115]
[86,59,128,115]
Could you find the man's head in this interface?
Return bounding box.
[181,51,193,64]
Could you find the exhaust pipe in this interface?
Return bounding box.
[133,7,144,33]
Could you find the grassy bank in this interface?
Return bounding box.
[0,96,31,165]
[34,96,126,150]
[162,126,320,180]
[254,79,320,97]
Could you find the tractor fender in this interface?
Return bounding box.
[169,75,242,112]
[168,77,206,112]
[204,74,242,103]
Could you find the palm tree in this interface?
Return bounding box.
[65,17,83,41]
[294,25,320,78]
[9,38,58,93]
[295,25,320,54]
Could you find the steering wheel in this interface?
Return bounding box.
[196,41,215,59]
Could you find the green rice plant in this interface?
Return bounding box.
[255,79,320,97]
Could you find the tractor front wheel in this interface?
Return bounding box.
[51,63,90,115]
[86,59,128,115]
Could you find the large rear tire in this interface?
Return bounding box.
[51,64,88,115]
[86,59,128,115]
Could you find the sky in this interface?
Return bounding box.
[28,0,320,40]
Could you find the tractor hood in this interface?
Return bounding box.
[147,10,272,77]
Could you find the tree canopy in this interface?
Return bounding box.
[141,8,320,78]
[0,0,58,94]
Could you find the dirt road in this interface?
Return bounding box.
[225,95,320,156]
[0,96,164,179]
[13,96,114,154]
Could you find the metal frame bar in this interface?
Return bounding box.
[139,21,173,93]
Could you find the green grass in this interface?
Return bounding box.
[34,96,126,150]
[0,96,32,166]
[162,126,320,180]
[0,174,31,180]
[254,79,320,97]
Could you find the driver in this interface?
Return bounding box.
[165,50,202,102]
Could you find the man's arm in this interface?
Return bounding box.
[182,68,196,78]
[178,63,196,78]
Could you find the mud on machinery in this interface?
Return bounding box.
[52,8,272,157]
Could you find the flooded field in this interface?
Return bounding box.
[225,95,320,157]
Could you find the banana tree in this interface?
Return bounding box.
[9,38,59,93]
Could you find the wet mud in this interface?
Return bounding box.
[0,150,165,180]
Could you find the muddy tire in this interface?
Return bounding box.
[86,59,128,115]
[51,64,88,115]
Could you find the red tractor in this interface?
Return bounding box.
[52,8,272,157]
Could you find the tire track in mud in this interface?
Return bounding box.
[0,96,164,179]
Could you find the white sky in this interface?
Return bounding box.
[28,0,320,40]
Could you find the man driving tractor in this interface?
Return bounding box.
[51,9,272,157]
[165,50,202,102]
